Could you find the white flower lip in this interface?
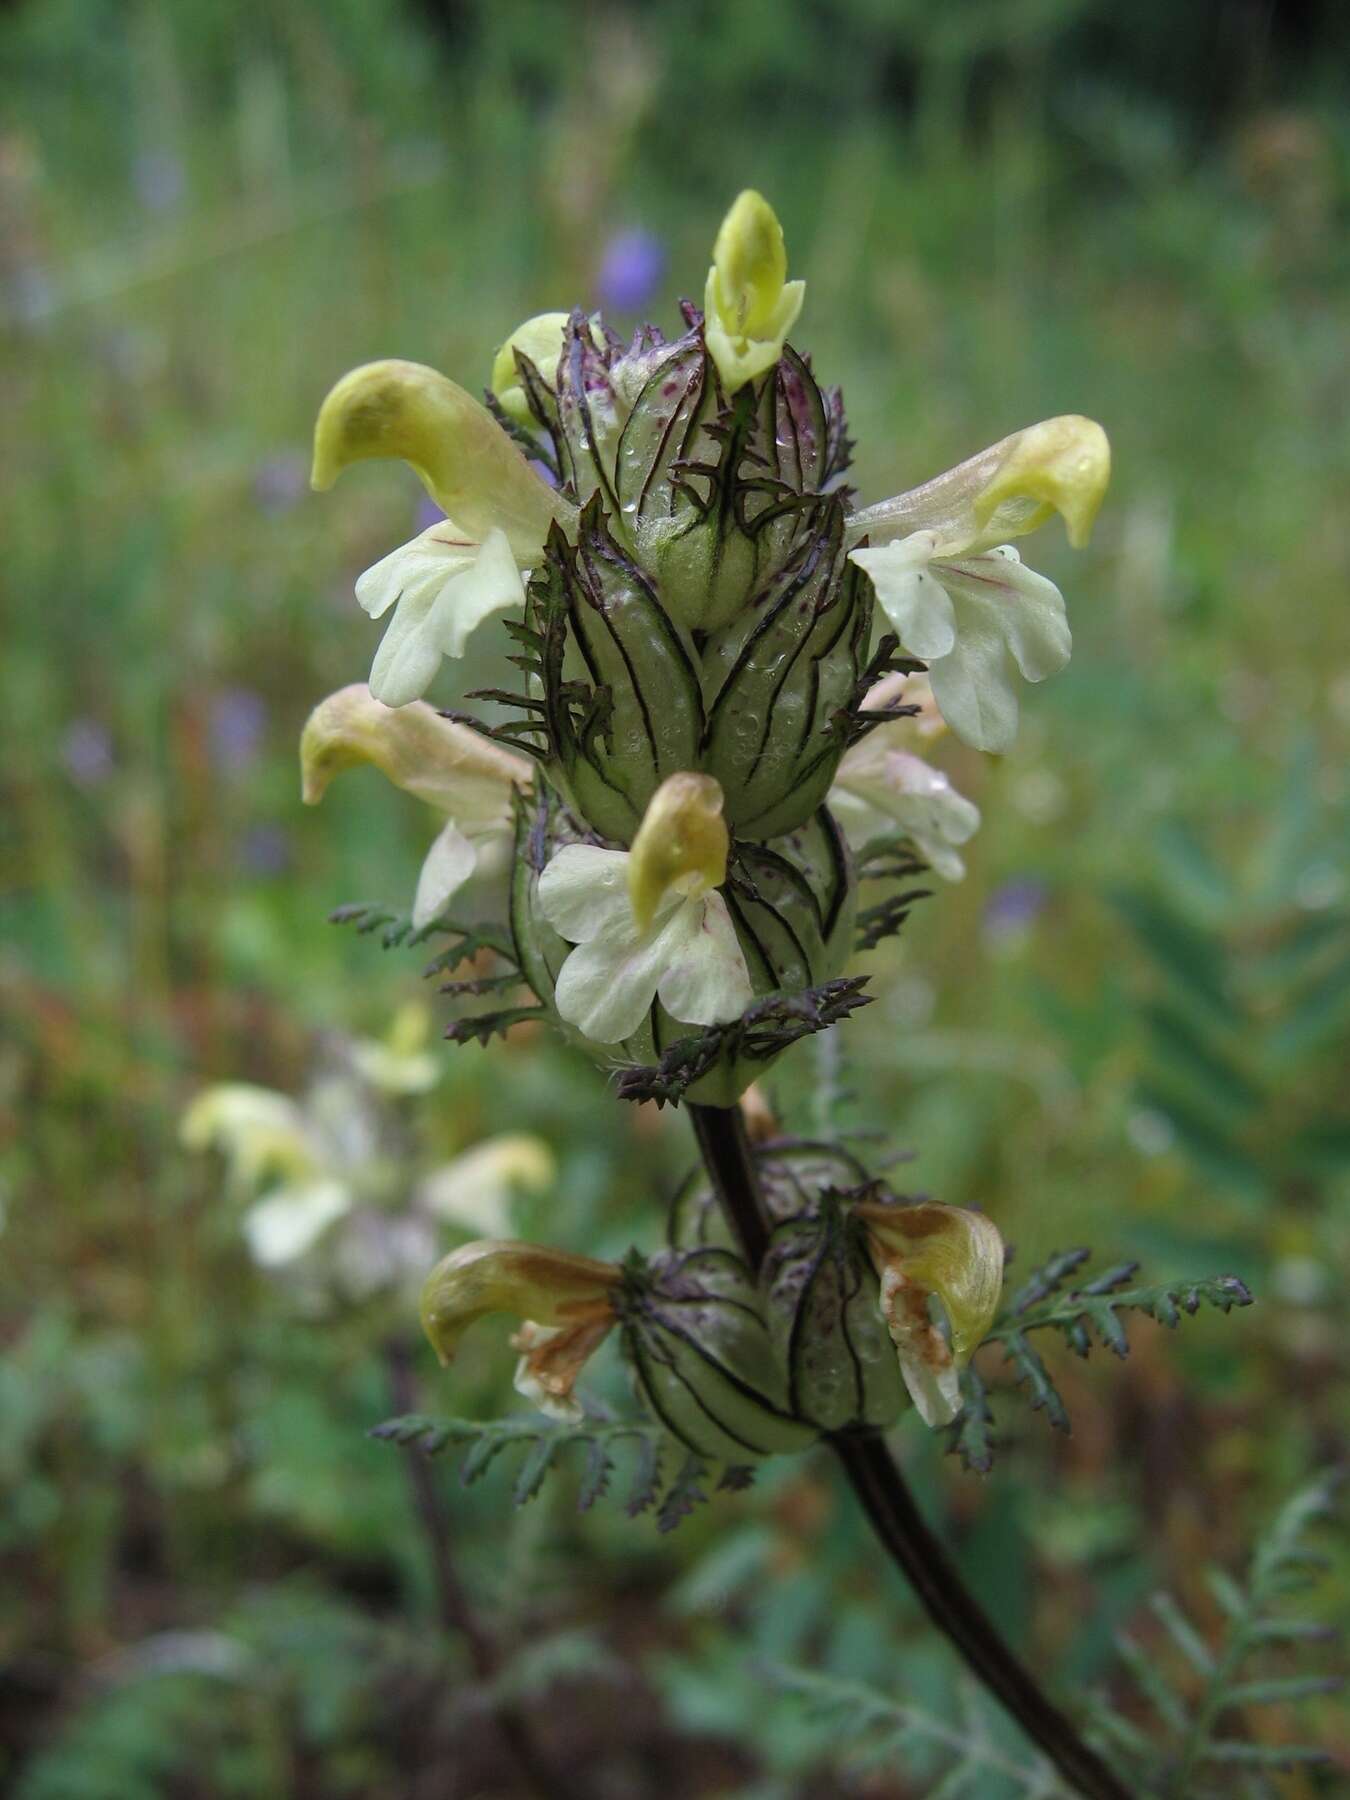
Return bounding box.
[356,523,527,709]
[850,538,1070,754]
[537,842,753,1044]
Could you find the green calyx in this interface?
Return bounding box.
[613,1248,815,1462]
[492,316,867,845]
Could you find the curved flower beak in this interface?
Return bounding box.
[627,773,731,931]
[419,1239,620,1419]
[311,359,560,561]
[854,1201,1004,1427]
[300,683,530,815]
[703,190,805,394]
[849,415,1110,557]
[302,685,531,927]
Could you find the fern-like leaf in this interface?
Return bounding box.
[770,1667,1079,1796]
[946,1250,1254,1468]
[371,1412,729,1532]
[1089,1474,1342,1798]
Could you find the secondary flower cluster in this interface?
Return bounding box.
[298,190,1107,1450]
[418,1139,1004,1445]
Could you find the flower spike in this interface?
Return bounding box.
[703,190,805,393]
[311,358,559,560]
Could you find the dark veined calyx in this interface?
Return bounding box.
[613,1248,815,1461]
[761,1190,906,1432]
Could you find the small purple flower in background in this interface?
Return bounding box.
[61,719,114,787]
[596,229,666,314]
[209,688,267,773]
[240,823,292,876]
[982,878,1049,949]
[132,150,185,216]
[414,494,445,533]
[252,452,309,517]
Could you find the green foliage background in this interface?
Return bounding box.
[1,0,1346,1793]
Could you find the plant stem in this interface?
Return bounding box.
[685,1102,1132,1800]
[383,1340,581,1800]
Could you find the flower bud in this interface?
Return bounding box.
[490,313,572,425]
[311,359,559,561]
[761,1193,906,1432]
[627,774,729,930]
[701,499,872,837]
[614,1248,814,1460]
[703,190,805,394]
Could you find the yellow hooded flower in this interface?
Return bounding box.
[852,1200,1004,1427]
[300,683,531,929]
[419,1239,621,1421]
[848,417,1110,752]
[703,190,805,393]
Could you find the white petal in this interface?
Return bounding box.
[368,585,449,708]
[536,845,635,944]
[654,892,753,1027]
[940,547,1071,684]
[913,548,1071,752]
[354,523,479,621]
[926,631,1021,755]
[848,534,956,661]
[552,923,669,1043]
[412,820,478,929]
[243,1179,352,1267]
[360,526,526,707]
[512,1325,585,1423]
[897,1349,964,1428]
[877,1264,963,1428]
[433,528,525,660]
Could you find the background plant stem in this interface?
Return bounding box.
[686,1102,1132,1800]
[383,1340,582,1800]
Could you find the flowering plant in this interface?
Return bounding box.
[292,193,1266,1799]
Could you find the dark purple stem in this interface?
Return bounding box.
[686,1102,1131,1800]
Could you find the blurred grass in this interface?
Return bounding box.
[1,1,1347,1794]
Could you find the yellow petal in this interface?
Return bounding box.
[490,312,572,425]
[849,415,1110,556]
[704,190,805,393]
[418,1239,620,1368]
[855,1201,1004,1365]
[972,415,1111,550]
[626,772,730,931]
[310,358,558,560]
[299,683,530,819]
